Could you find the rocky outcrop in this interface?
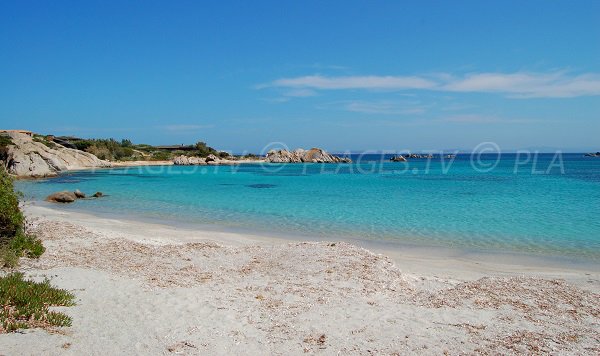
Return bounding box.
[172,154,239,166]
[265,148,351,163]
[172,155,207,165]
[584,152,600,157]
[2,132,111,178]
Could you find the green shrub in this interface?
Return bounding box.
[9,231,45,259]
[0,135,12,149]
[0,167,44,268]
[0,272,75,332]
[0,168,23,239]
[195,141,218,157]
[73,140,94,151]
[151,151,172,161]
[32,136,57,149]
[0,245,18,269]
[0,135,13,162]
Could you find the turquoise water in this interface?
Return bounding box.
[15,154,600,260]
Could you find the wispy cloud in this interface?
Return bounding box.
[259,71,600,98]
[258,75,436,90]
[324,100,427,115]
[442,72,600,98]
[283,88,317,97]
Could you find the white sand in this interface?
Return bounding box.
[0,205,598,355]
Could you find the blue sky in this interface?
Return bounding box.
[1,0,599,153]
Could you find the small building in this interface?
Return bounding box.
[0,129,33,137]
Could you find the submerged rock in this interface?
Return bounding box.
[265,148,351,163]
[3,132,110,178]
[46,191,78,203]
[92,192,103,198]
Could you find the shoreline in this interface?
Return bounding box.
[23,203,600,286]
[0,203,597,354]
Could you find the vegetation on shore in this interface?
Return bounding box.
[63,137,231,161]
[0,166,74,333]
[0,135,13,163]
[0,273,75,332]
[0,167,44,267]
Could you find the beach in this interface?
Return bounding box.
[0,204,598,355]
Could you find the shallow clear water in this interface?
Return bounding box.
[15,154,600,260]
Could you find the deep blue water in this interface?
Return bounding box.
[15,153,600,260]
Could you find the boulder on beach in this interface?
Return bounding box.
[265,148,351,163]
[46,191,78,203]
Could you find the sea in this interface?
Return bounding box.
[15,153,600,261]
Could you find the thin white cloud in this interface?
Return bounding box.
[283,88,317,97]
[334,100,427,115]
[261,75,436,90]
[259,71,600,98]
[443,72,600,98]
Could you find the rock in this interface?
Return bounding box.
[92,192,103,198]
[46,191,77,203]
[3,132,111,178]
[405,153,433,159]
[74,189,86,198]
[390,156,407,162]
[172,155,207,165]
[205,154,219,163]
[265,148,351,163]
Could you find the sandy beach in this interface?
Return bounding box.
[0,204,597,355]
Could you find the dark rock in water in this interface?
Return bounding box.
[390,156,407,162]
[74,189,86,198]
[92,192,103,198]
[584,152,600,157]
[405,153,433,159]
[246,184,277,189]
[46,191,77,203]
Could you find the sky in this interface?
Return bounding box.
[1,0,599,153]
